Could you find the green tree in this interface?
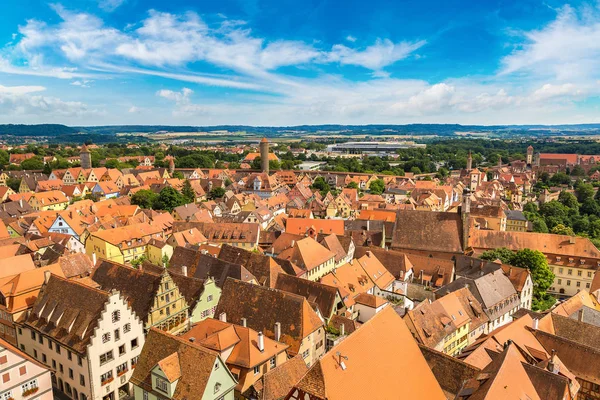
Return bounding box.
[558,191,579,210]
[182,180,195,203]
[208,186,226,200]
[105,159,120,169]
[369,179,385,195]
[20,157,45,170]
[346,181,359,189]
[531,218,549,233]
[154,186,187,211]
[549,172,571,185]
[6,177,20,192]
[172,171,184,179]
[550,224,575,236]
[311,177,330,195]
[131,189,158,209]
[571,165,586,176]
[481,248,555,311]
[575,182,595,203]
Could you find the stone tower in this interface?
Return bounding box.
[260,138,269,174]
[466,150,473,171]
[80,144,92,169]
[169,158,175,175]
[526,145,534,165]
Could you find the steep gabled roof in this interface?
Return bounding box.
[392,210,465,253]
[130,328,228,399]
[292,307,446,399]
[25,274,112,354]
[91,260,162,322]
[274,273,340,318]
[215,278,323,355]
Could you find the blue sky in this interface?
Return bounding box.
[0,0,599,126]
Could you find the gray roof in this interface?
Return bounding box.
[435,269,518,321]
[504,209,527,221]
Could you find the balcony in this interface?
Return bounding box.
[22,388,39,397]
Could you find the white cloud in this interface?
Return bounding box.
[0,84,46,94]
[70,79,93,88]
[0,84,91,117]
[530,83,585,101]
[99,0,126,12]
[346,35,356,42]
[328,39,426,70]
[501,4,600,81]
[128,106,141,113]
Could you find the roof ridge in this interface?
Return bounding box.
[148,327,220,357]
[50,273,111,297]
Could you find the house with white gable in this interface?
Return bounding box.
[16,273,145,400]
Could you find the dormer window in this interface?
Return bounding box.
[556,256,561,262]
[155,377,168,393]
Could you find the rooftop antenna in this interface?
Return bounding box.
[336,351,349,370]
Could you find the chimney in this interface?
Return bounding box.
[219,312,227,322]
[503,339,513,350]
[548,349,559,374]
[188,337,195,343]
[274,322,281,342]
[257,331,265,352]
[19,199,23,208]
[532,318,539,330]
[339,323,345,336]
[92,252,97,265]
[181,266,188,277]
[366,251,371,258]
[366,220,370,231]
[291,240,295,248]
[578,308,584,322]
[241,318,247,327]
[44,270,51,283]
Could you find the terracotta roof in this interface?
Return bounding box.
[168,246,257,287]
[215,278,323,356]
[285,218,345,236]
[218,244,285,288]
[392,210,465,254]
[469,230,600,258]
[246,355,308,400]
[25,274,112,354]
[292,307,446,399]
[183,319,288,372]
[91,260,162,323]
[274,273,341,318]
[354,292,388,308]
[57,253,94,278]
[278,237,335,272]
[419,345,480,399]
[533,329,600,386]
[356,252,395,290]
[130,328,228,399]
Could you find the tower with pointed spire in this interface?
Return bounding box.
[80,144,92,169]
[168,158,175,176]
[466,150,473,171]
[260,137,269,174]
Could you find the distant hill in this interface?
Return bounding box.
[0,124,78,136]
[1,123,600,138]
